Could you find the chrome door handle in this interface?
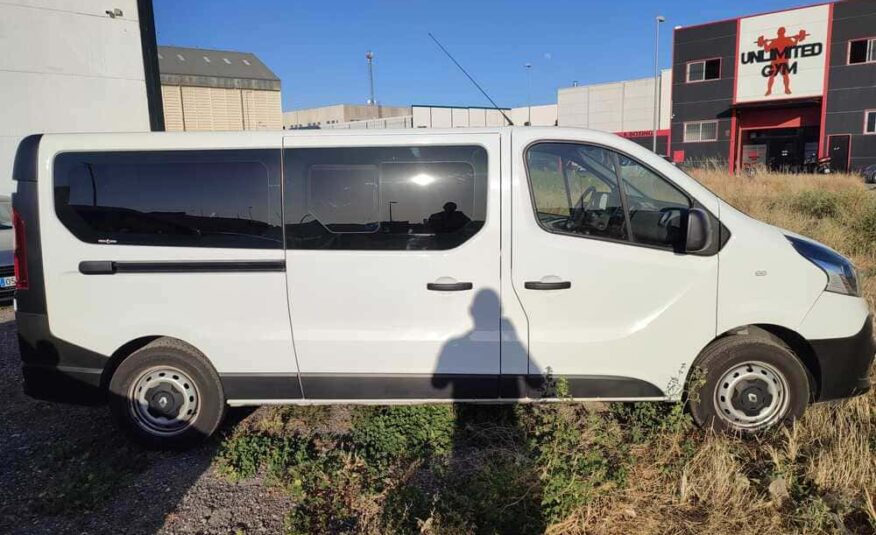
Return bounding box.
[524,281,571,290]
[427,281,473,291]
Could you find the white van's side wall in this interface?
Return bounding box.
[37,133,296,377]
[716,203,829,336]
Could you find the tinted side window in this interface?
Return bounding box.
[54,150,282,248]
[285,145,487,250]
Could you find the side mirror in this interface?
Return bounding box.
[685,208,712,253]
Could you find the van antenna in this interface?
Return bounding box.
[427,32,514,126]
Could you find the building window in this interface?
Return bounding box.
[866,111,876,135]
[686,58,721,82]
[849,38,876,65]
[683,121,719,143]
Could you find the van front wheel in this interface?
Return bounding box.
[688,334,809,433]
[108,338,226,448]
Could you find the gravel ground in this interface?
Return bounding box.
[0,307,295,535]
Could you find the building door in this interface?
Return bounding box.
[828,135,850,173]
[282,133,502,400]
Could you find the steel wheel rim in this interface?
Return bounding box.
[714,361,790,430]
[129,366,199,436]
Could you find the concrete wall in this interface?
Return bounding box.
[0,0,151,193]
[557,70,671,133]
[411,106,512,128]
[510,104,558,126]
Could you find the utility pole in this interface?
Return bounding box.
[525,63,533,126]
[366,50,376,117]
[653,16,666,154]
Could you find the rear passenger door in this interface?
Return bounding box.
[283,133,502,400]
[45,140,299,402]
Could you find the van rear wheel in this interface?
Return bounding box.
[109,338,226,449]
[688,334,809,433]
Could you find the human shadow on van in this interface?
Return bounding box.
[382,289,546,532]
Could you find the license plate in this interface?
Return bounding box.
[0,276,16,288]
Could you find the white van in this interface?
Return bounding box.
[12,128,873,447]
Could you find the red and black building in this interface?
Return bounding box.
[670,0,876,173]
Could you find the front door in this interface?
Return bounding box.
[283,133,501,400]
[828,135,850,173]
[511,138,719,398]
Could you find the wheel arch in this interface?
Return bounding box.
[100,335,208,391]
[688,324,821,401]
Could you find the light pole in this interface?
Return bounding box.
[653,15,665,154]
[366,50,376,116]
[524,63,533,126]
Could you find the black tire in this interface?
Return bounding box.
[688,333,810,433]
[108,338,226,449]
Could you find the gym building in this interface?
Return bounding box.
[671,0,876,173]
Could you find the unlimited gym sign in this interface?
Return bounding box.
[735,4,830,104]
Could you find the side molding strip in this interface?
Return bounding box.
[220,374,666,401]
[79,260,286,275]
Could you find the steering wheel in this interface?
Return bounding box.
[658,207,682,227]
[568,186,597,230]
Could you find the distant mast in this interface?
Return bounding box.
[366,50,376,111]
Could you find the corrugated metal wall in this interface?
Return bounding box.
[242,89,282,130]
[161,85,281,131]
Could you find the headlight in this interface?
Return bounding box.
[787,236,859,296]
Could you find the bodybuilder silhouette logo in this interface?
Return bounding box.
[740,26,823,96]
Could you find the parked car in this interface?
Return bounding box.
[862,164,876,184]
[11,129,874,448]
[0,195,15,302]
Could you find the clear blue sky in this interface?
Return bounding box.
[154,0,830,111]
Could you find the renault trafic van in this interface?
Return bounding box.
[12,128,873,447]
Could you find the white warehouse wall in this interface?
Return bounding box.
[510,104,558,126]
[558,69,671,133]
[0,0,151,193]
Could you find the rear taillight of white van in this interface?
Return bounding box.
[13,208,28,290]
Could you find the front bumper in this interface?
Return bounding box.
[810,315,874,402]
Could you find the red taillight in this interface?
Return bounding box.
[13,208,28,290]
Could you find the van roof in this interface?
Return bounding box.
[36,126,618,140]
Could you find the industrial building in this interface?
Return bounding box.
[557,71,671,154]
[0,0,162,194]
[292,104,557,130]
[671,0,876,172]
[284,104,411,129]
[159,46,282,131]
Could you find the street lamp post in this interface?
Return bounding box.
[525,63,532,126]
[366,50,376,116]
[653,16,666,154]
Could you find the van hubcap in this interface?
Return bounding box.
[714,362,789,429]
[129,366,199,436]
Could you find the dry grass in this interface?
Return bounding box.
[219,170,876,534]
[558,170,876,535]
